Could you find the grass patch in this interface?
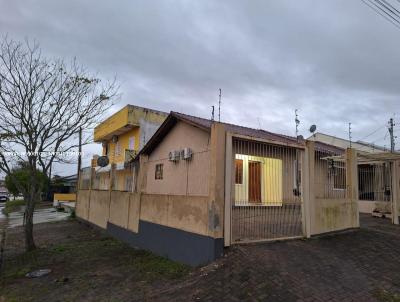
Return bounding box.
[372,288,400,302]
[0,221,191,302]
[1,237,189,283]
[129,249,189,281]
[1,199,25,215]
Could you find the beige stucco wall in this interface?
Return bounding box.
[109,191,130,228]
[128,192,141,233]
[76,189,90,220]
[77,122,225,241]
[311,198,358,235]
[145,121,211,196]
[88,190,110,229]
[140,194,209,236]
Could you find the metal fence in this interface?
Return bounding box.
[358,163,391,202]
[231,138,303,242]
[314,148,347,199]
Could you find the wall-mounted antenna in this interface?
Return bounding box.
[211,106,215,122]
[218,88,222,122]
[295,109,300,141]
[348,122,352,148]
[388,117,396,153]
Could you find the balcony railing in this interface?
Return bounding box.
[125,149,138,162]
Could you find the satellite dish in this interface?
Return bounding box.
[297,135,304,141]
[97,156,109,167]
[309,124,317,133]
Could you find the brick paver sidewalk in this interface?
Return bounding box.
[153,214,400,301]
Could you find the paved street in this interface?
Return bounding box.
[151,214,400,301]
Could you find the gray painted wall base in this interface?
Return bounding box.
[107,220,224,266]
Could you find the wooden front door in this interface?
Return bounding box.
[248,161,261,203]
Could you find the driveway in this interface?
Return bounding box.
[153,214,400,301]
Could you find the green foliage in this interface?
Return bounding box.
[69,209,76,219]
[5,164,49,197]
[2,199,25,215]
[373,289,400,302]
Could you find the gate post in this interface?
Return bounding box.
[391,160,399,225]
[209,123,226,240]
[301,140,314,238]
[346,148,359,228]
[224,132,233,246]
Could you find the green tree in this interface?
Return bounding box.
[5,164,49,198]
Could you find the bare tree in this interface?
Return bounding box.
[0,37,117,251]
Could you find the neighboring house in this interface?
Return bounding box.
[0,178,8,201]
[309,132,395,214]
[77,112,363,265]
[91,105,168,191]
[51,174,78,208]
[309,132,387,153]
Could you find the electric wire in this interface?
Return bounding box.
[361,0,400,30]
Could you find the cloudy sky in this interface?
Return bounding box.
[1,0,400,175]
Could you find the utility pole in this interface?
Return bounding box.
[389,118,395,153]
[348,122,352,148]
[77,127,82,187]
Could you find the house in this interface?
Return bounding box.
[52,174,78,209]
[89,105,168,191]
[309,132,386,153]
[309,132,397,215]
[77,111,364,266]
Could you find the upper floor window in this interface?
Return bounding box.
[155,164,163,180]
[129,136,135,150]
[115,141,121,156]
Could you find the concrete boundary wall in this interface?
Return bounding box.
[311,198,358,234]
[76,189,90,220]
[88,190,110,229]
[76,124,226,266]
[304,142,359,236]
[109,191,130,228]
[140,194,209,236]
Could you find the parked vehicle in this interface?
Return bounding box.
[0,191,9,202]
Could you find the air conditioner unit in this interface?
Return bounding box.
[182,148,192,160]
[169,150,180,162]
[112,135,118,143]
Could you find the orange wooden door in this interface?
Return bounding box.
[248,161,261,203]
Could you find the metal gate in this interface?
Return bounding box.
[231,138,303,243]
[359,161,392,216]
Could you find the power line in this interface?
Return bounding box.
[376,0,400,19]
[371,0,400,23]
[381,0,400,15]
[361,0,400,30]
[357,124,387,141]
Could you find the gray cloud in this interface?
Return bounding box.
[1,0,399,174]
